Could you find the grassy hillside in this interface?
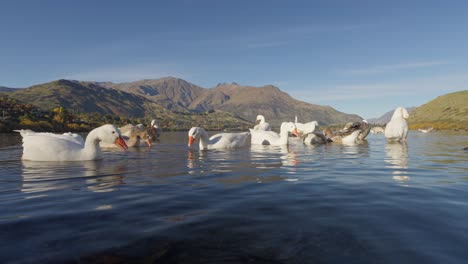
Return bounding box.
[0,80,253,132]
[5,80,154,117]
[0,86,18,92]
[408,90,468,130]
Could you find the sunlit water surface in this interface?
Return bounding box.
[0,131,467,263]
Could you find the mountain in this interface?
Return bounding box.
[408,90,468,130]
[2,77,363,129]
[105,78,362,126]
[0,86,18,92]
[194,83,362,126]
[98,77,206,113]
[1,79,253,130]
[368,107,416,125]
[4,79,158,117]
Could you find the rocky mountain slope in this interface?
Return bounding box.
[1,80,254,130]
[103,78,362,126]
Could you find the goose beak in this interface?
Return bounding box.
[188,136,195,147]
[292,128,300,137]
[115,136,128,151]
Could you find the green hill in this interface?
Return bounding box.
[409,90,468,130]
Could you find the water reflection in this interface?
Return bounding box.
[21,160,127,195]
[385,142,409,182]
[250,144,299,181]
[186,149,207,174]
[250,144,290,168]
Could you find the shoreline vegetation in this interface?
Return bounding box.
[1,85,466,133]
[1,96,465,133]
[0,96,256,133]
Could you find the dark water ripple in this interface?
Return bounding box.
[0,131,467,263]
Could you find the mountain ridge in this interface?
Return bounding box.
[2,77,363,128]
[102,77,363,126]
[0,86,19,92]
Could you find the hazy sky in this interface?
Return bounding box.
[1,0,467,118]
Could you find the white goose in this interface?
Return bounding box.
[294,120,330,145]
[385,107,409,142]
[188,127,250,150]
[295,120,319,136]
[16,124,128,161]
[249,122,299,146]
[418,127,433,133]
[370,126,384,134]
[253,115,271,131]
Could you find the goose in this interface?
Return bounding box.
[371,126,384,134]
[385,107,409,142]
[148,119,162,140]
[15,124,128,161]
[188,127,250,150]
[101,124,152,148]
[418,127,433,133]
[125,128,152,147]
[293,120,330,144]
[303,132,332,144]
[250,122,299,146]
[295,120,319,136]
[340,120,370,140]
[253,115,271,131]
[323,127,361,145]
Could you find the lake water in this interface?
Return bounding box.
[0,131,467,264]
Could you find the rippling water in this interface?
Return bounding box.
[1,131,467,263]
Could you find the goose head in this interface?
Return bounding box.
[256,115,265,124]
[282,122,300,137]
[149,119,161,135]
[188,127,201,147]
[392,107,409,120]
[150,119,161,130]
[135,130,152,147]
[96,124,128,150]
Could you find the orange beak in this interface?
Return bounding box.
[292,128,300,137]
[114,136,128,151]
[188,136,195,147]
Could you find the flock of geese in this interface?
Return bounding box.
[15,107,412,161]
[187,107,410,149]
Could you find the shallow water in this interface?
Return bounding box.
[0,131,467,263]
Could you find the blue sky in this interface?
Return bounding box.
[1,0,467,118]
